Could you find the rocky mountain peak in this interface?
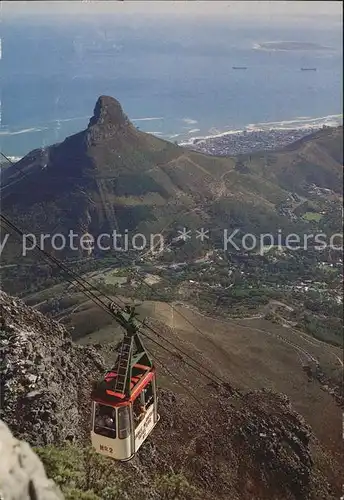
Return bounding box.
[87,95,130,129]
[84,95,133,146]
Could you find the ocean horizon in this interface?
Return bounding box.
[1,3,342,157]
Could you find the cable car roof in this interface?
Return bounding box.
[92,364,155,406]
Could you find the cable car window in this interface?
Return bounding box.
[94,403,116,439]
[133,396,146,428]
[143,382,154,408]
[118,406,130,439]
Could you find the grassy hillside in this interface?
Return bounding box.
[245,126,343,194]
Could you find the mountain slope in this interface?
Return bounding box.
[0,96,342,275]
[0,290,341,500]
[1,290,105,445]
[246,126,343,194]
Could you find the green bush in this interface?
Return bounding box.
[35,444,204,500]
[34,445,128,499]
[154,472,202,500]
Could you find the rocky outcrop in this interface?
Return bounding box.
[1,290,105,446]
[86,95,132,145]
[0,420,64,500]
[88,95,129,128]
[147,387,337,500]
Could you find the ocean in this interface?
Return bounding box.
[0,7,342,158]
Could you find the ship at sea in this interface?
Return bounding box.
[301,68,317,71]
[232,66,247,70]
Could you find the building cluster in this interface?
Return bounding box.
[306,183,335,197]
[185,127,323,156]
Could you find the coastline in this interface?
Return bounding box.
[178,113,343,147]
[1,113,342,162]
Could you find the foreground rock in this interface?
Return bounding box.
[0,420,64,500]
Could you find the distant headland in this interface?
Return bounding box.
[253,41,333,52]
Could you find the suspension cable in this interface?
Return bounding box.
[0,213,228,388]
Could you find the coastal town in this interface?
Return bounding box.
[181,125,333,156]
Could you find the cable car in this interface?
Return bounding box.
[91,304,159,461]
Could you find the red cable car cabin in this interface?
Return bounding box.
[91,305,159,461]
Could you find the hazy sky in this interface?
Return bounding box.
[2,1,342,26]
